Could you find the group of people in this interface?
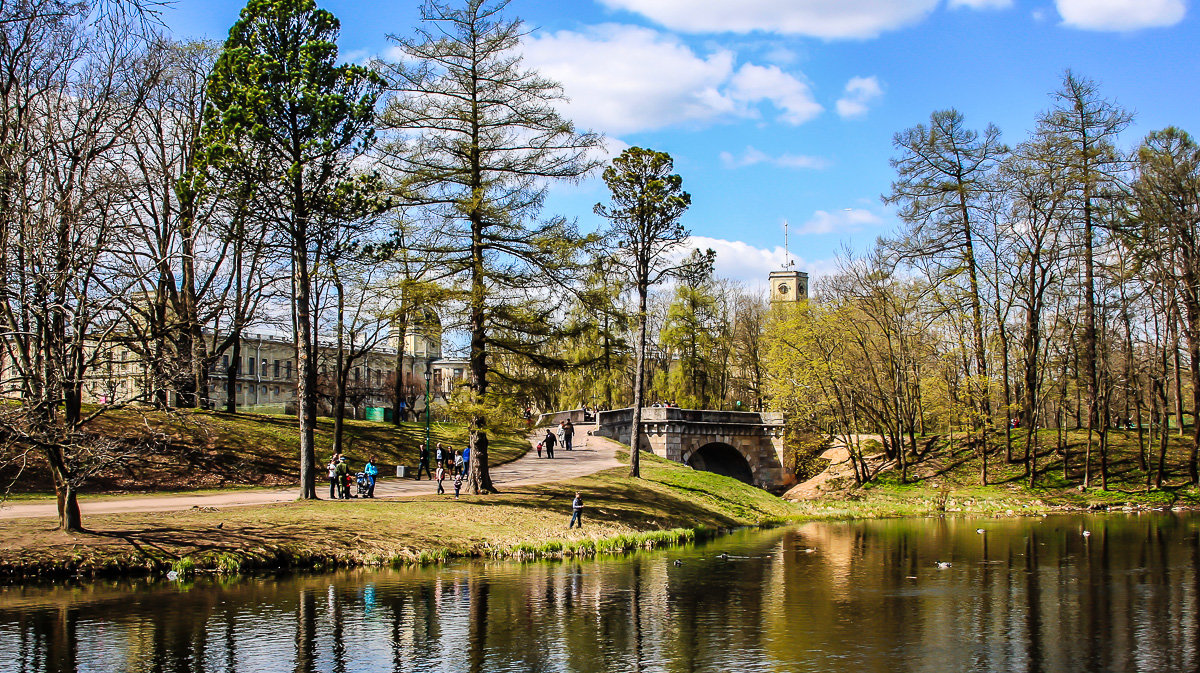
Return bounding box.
[416,441,470,499]
[537,419,574,458]
[326,453,378,499]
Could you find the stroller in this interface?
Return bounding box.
[355,471,371,498]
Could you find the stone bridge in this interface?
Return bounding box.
[594,407,790,489]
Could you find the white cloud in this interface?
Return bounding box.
[1056,0,1185,30]
[949,0,1012,8]
[728,63,823,124]
[683,236,841,284]
[835,76,884,118]
[719,146,830,169]
[521,25,820,134]
[597,0,940,39]
[797,208,882,235]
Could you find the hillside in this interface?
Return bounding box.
[4,409,528,493]
[789,428,1200,514]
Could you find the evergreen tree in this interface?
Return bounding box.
[380,0,601,494]
[594,147,698,478]
[203,0,383,499]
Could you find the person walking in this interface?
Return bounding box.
[454,448,464,476]
[364,457,378,498]
[327,457,340,499]
[563,419,574,451]
[453,471,463,499]
[336,457,351,499]
[435,463,446,495]
[568,492,583,528]
[543,428,557,459]
[461,445,470,476]
[435,442,446,470]
[416,443,432,480]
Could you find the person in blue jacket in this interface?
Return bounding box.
[364,457,379,498]
[461,446,470,475]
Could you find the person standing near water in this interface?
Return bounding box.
[568,492,583,528]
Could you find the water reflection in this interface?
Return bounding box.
[1,514,1198,672]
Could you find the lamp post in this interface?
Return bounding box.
[423,366,432,458]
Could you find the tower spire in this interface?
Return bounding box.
[783,219,795,269]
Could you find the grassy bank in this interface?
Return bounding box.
[5,409,528,493]
[0,452,797,579]
[791,428,1200,516]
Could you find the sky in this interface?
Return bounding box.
[164,0,1199,288]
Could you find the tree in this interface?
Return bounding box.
[997,135,1072,484]
[1036,71,1131,489]
[594,147,695,478]
[884,109,1006,442]
[380,0,601,494]
[1131,127,1200,484]
[660,249,720,408]
[202,0,383,499]
[0,1,163,530]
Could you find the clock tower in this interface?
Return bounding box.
[769,269,808,304]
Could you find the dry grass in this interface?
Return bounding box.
[0,452,798,578]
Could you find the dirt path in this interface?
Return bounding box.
[783,434,885,501]
[0,425,621,520]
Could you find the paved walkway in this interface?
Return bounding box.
[0,425,621,520]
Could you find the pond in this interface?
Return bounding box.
[1,514,1197,672]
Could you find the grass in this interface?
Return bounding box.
[795,427,1200,516]
[0,450,797,579]
[4,408,528,495]
[10,420,1200,581]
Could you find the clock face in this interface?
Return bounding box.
[778,283,790,294]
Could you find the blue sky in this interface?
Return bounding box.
[165,0,1198,286]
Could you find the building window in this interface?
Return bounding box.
[274,387,280,395]
[261,385,266,395]
[222,355,229,370]
[285,361,292,379]
[261,359,268,377]
[274,360,280,378]
[247,358,255,375]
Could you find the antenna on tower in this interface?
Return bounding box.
[782,219,795,269]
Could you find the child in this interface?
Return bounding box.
[536,441,543,458]
[453,471,463,499]
[435,464,446,495]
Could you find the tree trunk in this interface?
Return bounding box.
[392,313,409,425]
[333,278,347,457]
[466,208,495,494]
[46,450,82,532]
[629,286,649,478]
[226,337,241,414]
[294,228,318,499]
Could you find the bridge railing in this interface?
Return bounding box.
[596,407,785,433]
[536,408,594,426]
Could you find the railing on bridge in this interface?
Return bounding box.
[596,406,784,430]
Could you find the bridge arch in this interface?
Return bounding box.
[593,406,790,489]
[686,442,754,484]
